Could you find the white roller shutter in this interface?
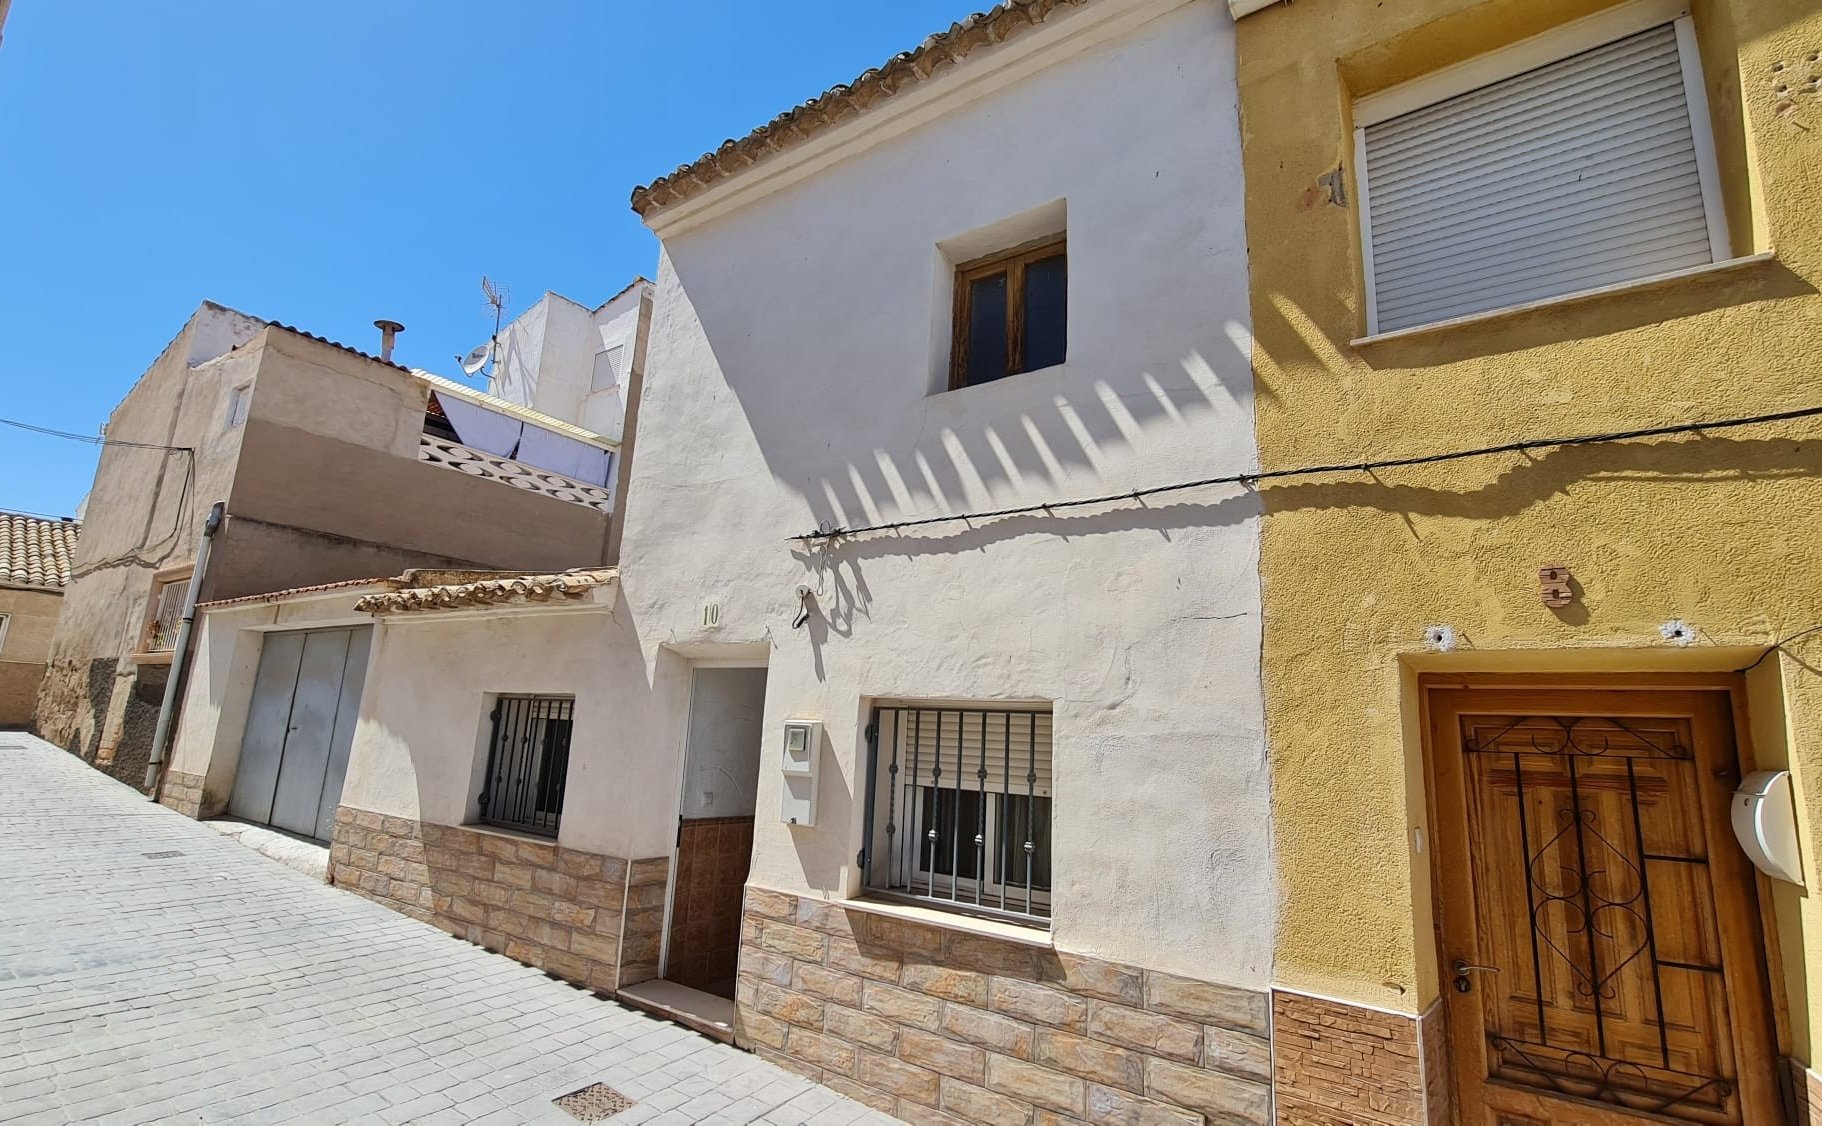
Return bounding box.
[1360,21,1720,334]
[881,707,1053,796]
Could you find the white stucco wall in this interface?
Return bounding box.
[618,0,1270,985]
[335,600,686,861]
[483,290,641,441]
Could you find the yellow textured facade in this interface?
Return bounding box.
[1235,0,1822,1069]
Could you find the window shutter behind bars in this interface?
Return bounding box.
[887,710,1053,797]
[1363,23,1715,333]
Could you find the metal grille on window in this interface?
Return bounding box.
[146,579,191,652]
[861,705,1052,926]
[479,696,573,838]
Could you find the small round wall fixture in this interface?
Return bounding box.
[1423,624,1457,653]
[1659,619,1697,646]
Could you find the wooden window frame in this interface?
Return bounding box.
[949,234,1068,391]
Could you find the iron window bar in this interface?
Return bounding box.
[478,695,574,838]
[861,704,1053,928]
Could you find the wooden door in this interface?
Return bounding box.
[1429,687,1781,1125]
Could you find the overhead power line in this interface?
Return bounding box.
[0,417,193,454]
[793,404,1822,541]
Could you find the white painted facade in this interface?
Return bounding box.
[281,0,1268,992]
[484,284,648,442]
[619,0,1270,985]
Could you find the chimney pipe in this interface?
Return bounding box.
[374,319,404,363]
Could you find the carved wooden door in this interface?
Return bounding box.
[1429,687,1781,1125]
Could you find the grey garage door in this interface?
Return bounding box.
[228,626,371,842]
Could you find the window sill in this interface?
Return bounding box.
[842,894,1055,949]
[462,820,560,846]
[1350,251,1777,348]
[128,650,175,667]
[931,360,1067,400]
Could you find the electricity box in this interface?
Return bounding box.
[780,720,821,827]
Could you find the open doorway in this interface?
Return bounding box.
[666,666,767,997]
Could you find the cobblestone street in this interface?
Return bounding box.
[0,735,891,1126]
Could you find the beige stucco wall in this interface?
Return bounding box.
[38,310,612,782]
[0,585,63,727]
[37,305,266,765]
[1235,0,1822,1040]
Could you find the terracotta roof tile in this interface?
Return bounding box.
[197,577,401,609]
[629,0,1093,218]
[355,569,617,616]
[0,513,80,589]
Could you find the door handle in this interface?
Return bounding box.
[1452,959,1500,993]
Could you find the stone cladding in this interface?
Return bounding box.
[328,805,669,994]
[735,886,1272,1125]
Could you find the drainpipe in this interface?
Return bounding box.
[145,501,226,794]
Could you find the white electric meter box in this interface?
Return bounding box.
[1731,770,1805,886]
[779,720,821,827]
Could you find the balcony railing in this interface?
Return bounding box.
[419,435,613,513]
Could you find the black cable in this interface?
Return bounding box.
[0,416,193,454]
[792,404,1822,541]
[1740,624,1822,672]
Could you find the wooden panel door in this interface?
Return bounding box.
[1429,687,1781,1125]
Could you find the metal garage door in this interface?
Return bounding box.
[228,626,371,842]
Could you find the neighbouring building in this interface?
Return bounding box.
[0,513,78,728]
[39,300,621,793]
[284,1,1276,1123]
[1235,0,1822,1122]
[482,281,653,444]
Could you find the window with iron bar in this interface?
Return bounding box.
[861,704,1054,927]
[144,575,191,653]
[478,695,573,838]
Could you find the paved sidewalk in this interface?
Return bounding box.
[0,735,893,1126]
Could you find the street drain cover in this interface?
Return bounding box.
[143,851,183,859]
[554,1083,634,1122]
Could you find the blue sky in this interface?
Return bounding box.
[0,0,986,519]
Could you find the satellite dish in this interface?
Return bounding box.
[460,343,492,376]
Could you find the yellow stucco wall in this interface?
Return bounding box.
[1235,0,1822,1053]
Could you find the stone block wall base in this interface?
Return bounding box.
[1271,991,1450,1125]
[157,769,206,819]
[327,805,668,995]
[735,887,1274,1125]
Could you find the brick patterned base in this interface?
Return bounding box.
[328,806,669,994]
[1272,991,1444,1125]
[157,769,206,819]
[736,887,1272,1125]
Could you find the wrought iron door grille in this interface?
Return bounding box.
[1463,714,1733,1120]
[479,696,574,838]
[861,704,1053,927]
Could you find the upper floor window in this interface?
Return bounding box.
[862,703,1054,926]
[951,236,1068,389]
[0,613,10,655]
[478,695,573,838]
[1354,0,1729,335]
[591,344,626,394]
[225,384,251,430]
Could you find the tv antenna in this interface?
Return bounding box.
[456,276,512,378]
